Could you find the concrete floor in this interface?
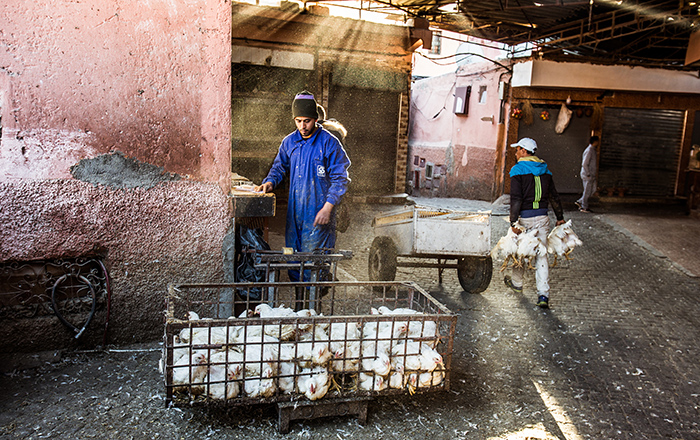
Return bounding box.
[1,196,698,439]
[602,207,700,278]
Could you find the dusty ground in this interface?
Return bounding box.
[1,199,699,439]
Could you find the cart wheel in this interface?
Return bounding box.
[457,256,493,294]
[368,236,397,281]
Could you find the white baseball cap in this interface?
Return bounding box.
[510,137,537,153]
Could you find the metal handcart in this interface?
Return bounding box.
[368,205,493,293]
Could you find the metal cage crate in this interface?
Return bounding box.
[162,281,457,412]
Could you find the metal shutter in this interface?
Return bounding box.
[600,108,684,198]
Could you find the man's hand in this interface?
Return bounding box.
[555,219,566,227]
[253,182,273,193]
[313,202,334,227]
[511,226,522,235]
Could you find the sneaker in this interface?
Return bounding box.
[503,275,522,294]
[537,295,549,308]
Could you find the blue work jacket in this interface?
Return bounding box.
[263,124,351,254]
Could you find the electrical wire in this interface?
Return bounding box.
[409,83,455,120]
[415,50,512,72]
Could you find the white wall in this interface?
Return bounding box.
[513,60,700,94]
[412,31,508,78]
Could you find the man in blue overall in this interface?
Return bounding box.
[505,137,565,308]
[255,91,351,282]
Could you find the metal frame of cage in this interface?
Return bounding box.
[162,281,457,410]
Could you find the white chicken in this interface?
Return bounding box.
[244,376,276,398]
[374,306,419,316]
[210,349,274,392]
[371,307,440,347]
[369,308,415,339]
[390,341,442,373]
[491,226,521,271]
[230,333,279,378]
[547,219,583,266]
[193,325,241,346]
[165,340,194,372]
[362,319,406,348]
[277,359,300,394]
[294,335,332,368]
[178,311,204,342]
[330,340,361,372]
[405,319,439,346]
[237,308,253,318]
[280,338,328,363]
[254,303,296,318]
[361,350,391,377]
[296,366,330,400]
[388,370,408,389]
[417,365,445,388]
[172,350,209,391]
[293,308,317,333]
[360,321,399,376]
[406,372,419,394]
[246,305,298,341]
[300,325,330,343]
[389,342,422,373]
[274,342,299,393]
[186,311,200,320]
[204,363,242,400]
[326,322,361,371]
[516,228,546,269]
[170,303,450,402]
[177,326,196,344]
[564,227,583,249]
[358,372,387,391]
[328,321,361,345]
[417,344,443,373]
[295,308,318,318]
[177,310,242,346]
[209,349,242,363]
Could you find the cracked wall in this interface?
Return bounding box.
[0,0,232,350]
[70,151,181,190]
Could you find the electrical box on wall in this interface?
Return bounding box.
[453,86,471,115]
[498,81,508,100]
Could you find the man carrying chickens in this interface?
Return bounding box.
[505,137,566,308]
[254,91,351,282]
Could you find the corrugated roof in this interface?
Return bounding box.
[315,0,699,68]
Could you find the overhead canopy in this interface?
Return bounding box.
[312,0,700,69]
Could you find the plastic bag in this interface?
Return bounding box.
[555,103,573,134]
[235,225,270,301]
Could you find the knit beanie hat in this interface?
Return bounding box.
[292,91,319,119]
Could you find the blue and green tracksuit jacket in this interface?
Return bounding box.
[509,156,564,226]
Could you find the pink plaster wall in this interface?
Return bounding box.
[0,180,230,350]
[408,60,510,200]
[0,0,231,184]
[0,0,233,350]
